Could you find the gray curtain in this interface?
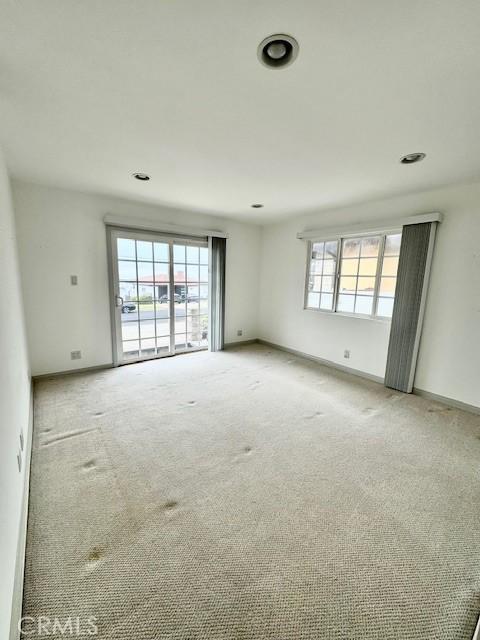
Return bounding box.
[209,236,226,351]
[385,222,437,392]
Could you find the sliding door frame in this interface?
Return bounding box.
[106,225,208,367]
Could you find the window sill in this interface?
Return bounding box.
[304,307,391,324]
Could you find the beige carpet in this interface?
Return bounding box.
[24,344,480,639]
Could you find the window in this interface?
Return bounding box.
[306,240,339,311]
[376,233,401,317]
[305,232,401,318]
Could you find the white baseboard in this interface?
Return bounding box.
[413,387,480,416]
[33,363,113,380]
[472,615,480,640]
[256,339,385,384]
[9,382,34,640]
[224,339,259,349]
[230,339,480,416]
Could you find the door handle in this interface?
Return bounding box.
[115,295,124,308]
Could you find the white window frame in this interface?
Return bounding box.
[304,230,401,320]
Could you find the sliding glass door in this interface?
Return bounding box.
[109,228,209,365]
[172,242,209,352]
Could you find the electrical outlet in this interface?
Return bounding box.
[237,329,243,337]
[19,430,24,451]
[344,349,350,359]
[70,275,78,285]
[17,451,22,472]
[71,350,82,360]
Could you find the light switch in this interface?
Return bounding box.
[70,275,78,285]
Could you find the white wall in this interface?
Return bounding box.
[258,181,480,408]
[13,180,261,376]
[258,221,391,380]
[0,153,31,639]
[11,177,480,409]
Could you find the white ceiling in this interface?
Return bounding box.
[1,0,480,223]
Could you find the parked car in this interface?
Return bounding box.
[159,293,184,304]
[122,302,136,313]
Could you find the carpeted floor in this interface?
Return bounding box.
[24,344,480,639]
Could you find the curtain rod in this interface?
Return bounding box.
[104,214,228,239]
[296,212,442,240]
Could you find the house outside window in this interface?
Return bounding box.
[305,232,401,319]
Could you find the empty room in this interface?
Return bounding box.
[1,1,480,639]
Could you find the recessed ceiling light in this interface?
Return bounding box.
[258,34,299,69]
[132,172,150,181]
[251,203,264,208]
[400,153,426,165]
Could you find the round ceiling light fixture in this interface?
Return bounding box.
[258,34,299,69]
[132,172,150,181]
[251,203,264,208]
[400,152,426,165]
